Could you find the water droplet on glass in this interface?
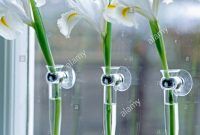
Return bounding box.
[186,56,190,62]
[74,104,79,110]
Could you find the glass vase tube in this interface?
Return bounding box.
[49,83,62,135]
[101,66,131,135]
[103,85,117,135]
[102,67,118,135]
[160,69,193,135]
[163,90,179,135]
[46,65,63,135]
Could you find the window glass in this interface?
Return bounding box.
[34,0,200,134]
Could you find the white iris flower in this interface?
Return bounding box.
[57,0,107,38]
[0,0,46,40]
[103,0,173,27]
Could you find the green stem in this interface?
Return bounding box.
[149,20,169,74]
[102,22,113,135]
[103,22,112,69]
[29,0,55,71]
[53,97,62,135]
[149,19,176,135]
[29,1,61,135]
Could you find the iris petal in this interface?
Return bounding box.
[3,0,32,24]
[118,0,155,19]
[104,4,137,27]
[57,11,82,38]
[0,12,25,40]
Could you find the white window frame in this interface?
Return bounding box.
[2,27,35,135]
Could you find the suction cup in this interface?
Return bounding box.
[160,69,193,96]
[173,69,193,96]
[101,66,132,92]
[114,66,132,92]
[61,66,76,89]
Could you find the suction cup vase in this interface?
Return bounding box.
[101,66,132,92]
[160,69,193,98]
[46,65,76,90]
[46,65,76,135]
[101,66,132,135]
[160,69,193,135]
